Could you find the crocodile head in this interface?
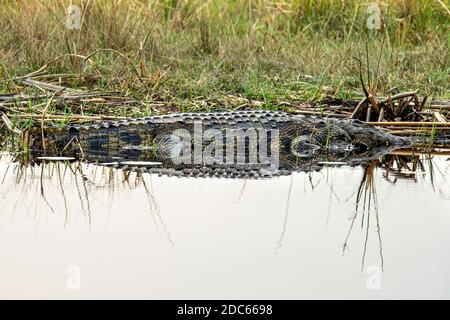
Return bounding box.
[288,117,411,162]
[337,118,411,151]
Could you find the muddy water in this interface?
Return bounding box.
[0,153,449,299]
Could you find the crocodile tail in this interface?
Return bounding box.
[26,126,79,155]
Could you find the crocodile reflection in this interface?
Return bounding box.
[1,151,448,271]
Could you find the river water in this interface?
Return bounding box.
[0,152,449,299]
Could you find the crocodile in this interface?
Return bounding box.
[22,110,413,178]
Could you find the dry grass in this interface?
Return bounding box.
[0,0,448,137]
[1,1,448,97]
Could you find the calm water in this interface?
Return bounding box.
[0,152,449,299]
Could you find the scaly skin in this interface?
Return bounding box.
[26,110,411,178]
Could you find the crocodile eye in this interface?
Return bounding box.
[354,142,369,152]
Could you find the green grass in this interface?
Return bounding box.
[0,0,448,121]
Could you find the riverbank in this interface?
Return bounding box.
[0,1,449,136]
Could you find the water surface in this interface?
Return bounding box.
[0,152,449,299]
